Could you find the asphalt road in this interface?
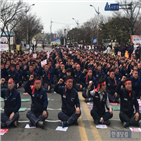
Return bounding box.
[1,47,141,141]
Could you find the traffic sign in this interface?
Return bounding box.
[105,2,110,11]
[110,4,119,11]
[105,2,119,11]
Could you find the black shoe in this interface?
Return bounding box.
[94,120,99,125]
[123,122,129,128]
[37,121,44,129]
[74,120,78,125]
[1,122,7,128]
[62,121,68,128]
[104,120,110,126]
[29,122,34,127]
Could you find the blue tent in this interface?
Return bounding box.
[53,39,60,43]
[51,39,60,45]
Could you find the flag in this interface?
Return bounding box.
[53,34,59,40]
[93,38,97,43]
[55,34,59,40]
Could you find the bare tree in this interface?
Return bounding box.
[56,28,65,45]
[14,13,43,45]
[82,15,104,44]
[0,0,27,51]
[56,29,64,39]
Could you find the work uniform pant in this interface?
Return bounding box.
[82,90,88,99]
[26,110,48,126]
[121,51,125,57]
[91,109,113,122]
[53,75,58,84]
[1,112,19,127]
[119,111,141,126]
[129,53,132,58]
[19,80,22,87]
[58,111,81,125]
[136,55,139,60]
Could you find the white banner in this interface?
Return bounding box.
[41,59,47,67]
[37,44,42,47]
[0,44,9,51]
[33,53,37,58]
[0,37,13,45]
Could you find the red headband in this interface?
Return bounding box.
[8,79,14,83]
[133,71,138,74]
[34,80,41,83]
[110,71,115,74]
[100,81,106,85]
[88,70,92,73]
[44,65,48,67]
[29,66,33,68]
[124,81,132,85]
[97,81,106,88]
[16,65,20,67]
[76,64,80,67]
[66,79,73,82]
[61,64,65,67]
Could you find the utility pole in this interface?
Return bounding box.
[25,4,35,44]
[119,2,133,35]
[72,18,79,44]
[90,5,100,45]
[130,2,133,35]
[64,29,66,46]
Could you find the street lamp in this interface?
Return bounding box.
[72,18,79,44]
[90,5,100,15]
[25,4,35,44]
[25,4,35,13]
[64,29,66,46]
[90,4,100,45]
[72,18,79,27]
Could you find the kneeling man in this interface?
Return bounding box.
[1,78,21,128]
[54,76,81,127]
[24,75,48,129]
[116,77,141,128]
[89,78,113,125]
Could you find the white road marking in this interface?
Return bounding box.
[18,120,60,123]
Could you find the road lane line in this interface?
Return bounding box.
[78,92,102,141]
[78,116,89,141]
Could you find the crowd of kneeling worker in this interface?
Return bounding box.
[1,46,141,129]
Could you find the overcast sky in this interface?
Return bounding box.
[20,0,121,33]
